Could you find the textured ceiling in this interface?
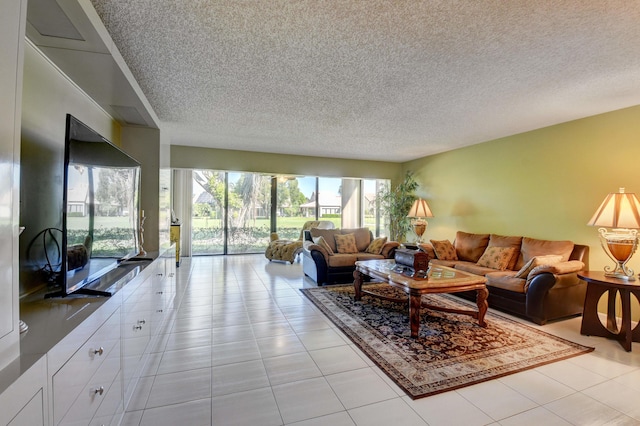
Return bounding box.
[89,1,640,162]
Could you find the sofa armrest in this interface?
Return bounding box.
[527,260,585,279]
[306,243,330,263]
[270,232,280,242]
[381,241,401,258]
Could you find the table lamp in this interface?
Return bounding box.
[587,188,640,280]
[407,198,434,243]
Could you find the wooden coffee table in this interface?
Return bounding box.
[353,259,489,338]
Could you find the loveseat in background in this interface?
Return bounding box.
[303,227,399,285]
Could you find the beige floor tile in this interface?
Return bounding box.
[308,345,368,375]
[297,327,349,351]
[211,359,270,397]
[256,333,307,358]
[156,345,213,374]
[348,398,427,426]
[286,411,355,426]
[498,406,572,426]
[146,367,211,408]
[456,379,538,421]
[211,387,282,426]
[140,398,211,426]
[272,377,345,424]
[263,351,322,385]
[211,339,261,366]
[499,369,574,405]
[403,391,493,426]
[326,368,397,409]
[544,392,626,425]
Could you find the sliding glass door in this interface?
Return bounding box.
[276,176,316,239]
[188,170,390,255]
[192,170,225,255]
[226,172,271,254]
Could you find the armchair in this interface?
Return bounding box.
[265,220,335,263]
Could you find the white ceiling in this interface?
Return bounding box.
[53,1,640,161]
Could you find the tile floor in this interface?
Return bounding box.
[121,254,640,426]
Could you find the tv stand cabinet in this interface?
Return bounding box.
[0,246,179,426]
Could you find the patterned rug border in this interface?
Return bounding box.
[301,284,594,399]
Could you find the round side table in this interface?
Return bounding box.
[578,271,640,352]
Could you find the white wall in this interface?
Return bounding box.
[0,0,27,372]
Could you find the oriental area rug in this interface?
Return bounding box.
[301,283,593,399]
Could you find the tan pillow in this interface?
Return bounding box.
[476,246,517,270]
[310,228,338,252]
[454,231,490,262]
[514,255,563,278]
[335,233,358,254]
[430,240,458,260]
[341,228,372,252]
[313,236,334,255]
[487,234,523,271]
[365,237,387,254]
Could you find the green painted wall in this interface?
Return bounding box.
[404,104,640,281]
[170,145,403,181]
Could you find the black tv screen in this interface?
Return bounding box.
[57,114,142,296]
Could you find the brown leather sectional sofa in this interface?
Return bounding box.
[420,231,589,325]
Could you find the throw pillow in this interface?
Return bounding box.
[430,239,458,260]
[334,233,358,254]
[514,254,563,278]
[365,237,387,254]
[487,234,523,270]
[312,236,334,255]
[476,246,516,270]
[454,231,490,262]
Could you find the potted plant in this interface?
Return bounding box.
[377,171,418,242]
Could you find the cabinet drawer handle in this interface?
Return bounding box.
[156,309,164,313]
[94,386,104,396]
[93,347,104,356]
[133,325,143,330]
[156,291,163,294]
[157,273,164,277]
[137,319,146,324]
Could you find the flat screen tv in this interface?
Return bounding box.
[47,115,142,297]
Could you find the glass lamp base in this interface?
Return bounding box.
[599,228,638,281]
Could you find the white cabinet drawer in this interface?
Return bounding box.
[52,309,120,425]
[55,342,121,425]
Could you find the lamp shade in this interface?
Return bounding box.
[588,188,640,229]
[407,198,434,218]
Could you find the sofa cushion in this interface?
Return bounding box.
[514,254,563,278]
[486,272,526,293]
[327,253,358,267]
[519,237,574,268]
[310,228,339,252]
[454,261,501,276]
[342,228,372,252]
[487,234,522,270]
[476,246,516,271]
[365,237,387,254]
[454,231,490,262]
[335,233,359,254]
[312,236,334,255]
[356,253,385,261]
[431,239,458,260]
